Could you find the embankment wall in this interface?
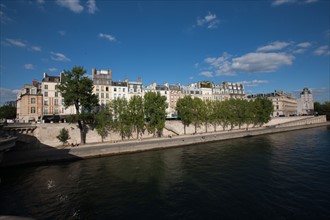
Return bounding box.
[29,115,327,147]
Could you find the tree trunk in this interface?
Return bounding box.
[77,120,86,144]
[205,122,208,133]
[184,124,186,135]
[194,123,197,134]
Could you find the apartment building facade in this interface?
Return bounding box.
[16,68,248,121]
[247,90,298,117]
[297,87,314,115]
[16,80,43,122]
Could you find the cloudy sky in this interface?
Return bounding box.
[0,0,329,104]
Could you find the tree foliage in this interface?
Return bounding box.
[56,128,70,145]
[129,95,145,139]
[176,97,274,133]
[57,66,99,144]
[314,101,330,120]
[95,108,113,142]
[0,104,16,119]
[176,96,193,134]
[144,92,167,137]
[112,98,132,140]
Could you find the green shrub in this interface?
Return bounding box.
[56,128,70,145]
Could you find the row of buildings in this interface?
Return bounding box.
[15,68,314,122]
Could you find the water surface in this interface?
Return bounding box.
[1,126,329,219]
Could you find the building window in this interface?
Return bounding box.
[44,100,48,106]
[106,93,109,98]
[114,88,117,92]
[101,93,104,98]
[54,108,58,114]
[123,88,125,92]
[44,85,48,90]
[55,99,59,106]
[61,99,64,105]
[31,98,36,104]
[106,87,109,92]
[31,107,36,114]
[44,91,48,97]
[44,108,48,114]
[55,92,58,97]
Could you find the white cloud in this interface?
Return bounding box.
[196,12,220,29]
[6,39,26,47]
[199,71,213,78]
[292,42,312,54]
[203,52,294,76]
[0,88,19,103]
[237,80,269,87]
[297,42,312,48]
[0,3,12,24]
[87,0,98,14]
[24,64,34,70]
[293,49,306,54]
[56,0,84,13]
[257,41,291,52]
[58,30,66,36]
[232,52,294,73]
[31,46,41,51]
[272,0,295,6]
[325,29,330,38]
[272,0,318,6]
[51,52,71,62]
[314,45,330,56]
[99,33,116,42]
[304,0,318,3]
[49,68,58,72]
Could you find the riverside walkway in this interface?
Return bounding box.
[1,120,329,168]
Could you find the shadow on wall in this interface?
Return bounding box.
[0,133,82,168]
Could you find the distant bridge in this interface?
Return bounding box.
[2,123,37,134]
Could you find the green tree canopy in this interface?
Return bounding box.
[112,98,132,140]
[129,95,145,139]
[57,66,99,144]
[95,108,114,142]
[144,92,167,137]
[176,96,194,134]
[0,104,16,119]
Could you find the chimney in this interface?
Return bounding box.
[32,80,38,87]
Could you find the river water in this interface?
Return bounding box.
[1,126,330,219]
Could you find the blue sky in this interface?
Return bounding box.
[1,0,329,104]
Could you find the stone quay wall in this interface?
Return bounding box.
[33,115,327,147]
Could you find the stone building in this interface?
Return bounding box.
[16,80,43,122]
[247,90,297,117]
[297,87,314,115]
[92,68,112,106]
[41,73,76,120]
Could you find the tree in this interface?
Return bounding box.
[253,97,273,127]
[144,92,167,137]
[56,128,70,146]
[314,101,330,120]
[218,100,231,131]
[0,104,16,119]
[112,98,132,140]
[176,96,193,135]
[202,99,213,133]
[191,97,204,134]
[129,95,145,139]
[95,108,113,142]
[57,66,99,144]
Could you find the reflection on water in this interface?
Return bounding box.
[1,126,330,219]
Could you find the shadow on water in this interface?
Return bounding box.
[0,133,82,168]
